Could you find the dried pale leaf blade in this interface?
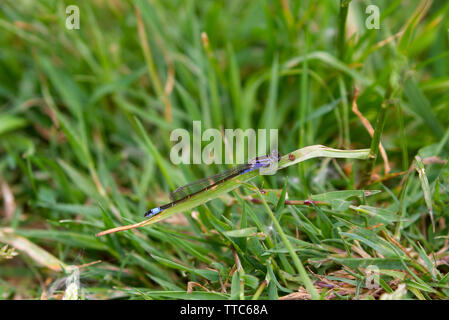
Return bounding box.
[0,228,67,271]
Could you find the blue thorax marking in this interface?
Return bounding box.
[241,168,252,174]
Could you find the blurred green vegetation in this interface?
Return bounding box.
[0,0,448,300]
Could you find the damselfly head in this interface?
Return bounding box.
[250,156,271,168]
[257,149,280,175]
[249,150,280,168]
[270,149,280,162]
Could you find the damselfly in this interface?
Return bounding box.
[144,150,280,218]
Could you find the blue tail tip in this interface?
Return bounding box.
[144,207,162,218]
